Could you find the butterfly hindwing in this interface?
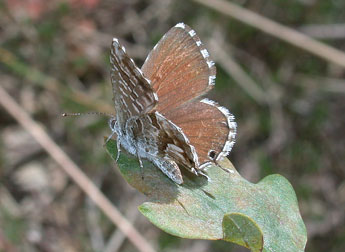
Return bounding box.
[163,98,237,167]
[125,112,199,184]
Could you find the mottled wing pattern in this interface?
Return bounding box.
[154,112,199,170]
[141,23,216,114]
[129,112,198,171]
[164,99,236,167]
[125,112,199,184]
[110,23,236,183]
[110,39,158,128]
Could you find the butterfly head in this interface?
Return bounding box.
[108,117,117,132]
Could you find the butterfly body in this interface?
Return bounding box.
[109,111,198,184]
[109,23,236,184]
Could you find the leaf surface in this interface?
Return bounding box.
[105,139,307,251]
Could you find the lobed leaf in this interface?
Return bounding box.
[105,139,307,251]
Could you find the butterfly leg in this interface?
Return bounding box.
[219,166,234,174]
[104,131,116,147]
[197,170,212,182]
[116,136,121,162]
[136,152,144,180]
[214,158,234,174]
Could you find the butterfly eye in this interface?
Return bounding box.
[108,118,116,130]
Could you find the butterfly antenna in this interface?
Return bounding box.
[61,112,114,117]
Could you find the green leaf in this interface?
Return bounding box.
[105,139,307,251]
[223,213,263,251]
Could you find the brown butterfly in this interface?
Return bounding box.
[106,23,236,184]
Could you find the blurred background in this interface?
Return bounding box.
[0,0,345,251]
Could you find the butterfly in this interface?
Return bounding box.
[107,23,236,184]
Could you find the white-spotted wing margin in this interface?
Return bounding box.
[199,98,237,169]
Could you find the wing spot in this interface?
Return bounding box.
[175,23,186,29]
[118,85,128,97]
[189,29,196,37]
[132,90,139,97]
[208,150,217,160]
[208,75,216,85]
[201,49,209,58]
[153,92,159,102]
[136,100,144,110]
[207,60,215,68]
[144,77,151,84]
[132,103,140,114]
[199,99,237,161]
[120,99,129,109]
[201,98,216,106]
[137,68,144,75]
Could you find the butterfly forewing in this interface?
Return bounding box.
[141,23,216,114]
[110,39,158,128]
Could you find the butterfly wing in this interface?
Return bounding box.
[141,23,236,167]
[111,24,236,179]
[164,98,237,167]
[110,38,158,128]
[110,38,199,178]
[141,23,216,114]
[126,111,199,184]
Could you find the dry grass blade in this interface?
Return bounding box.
[0,47,114,114]
[209,38,268,105]
[193,0,345,68]
[0,86,155,252]
[299,24,345,40]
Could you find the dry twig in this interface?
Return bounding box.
[0,47,114,114]
[209,37,268,105]
[299,24,345,40]
[193,0,345,68]
[0,85,155,252]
